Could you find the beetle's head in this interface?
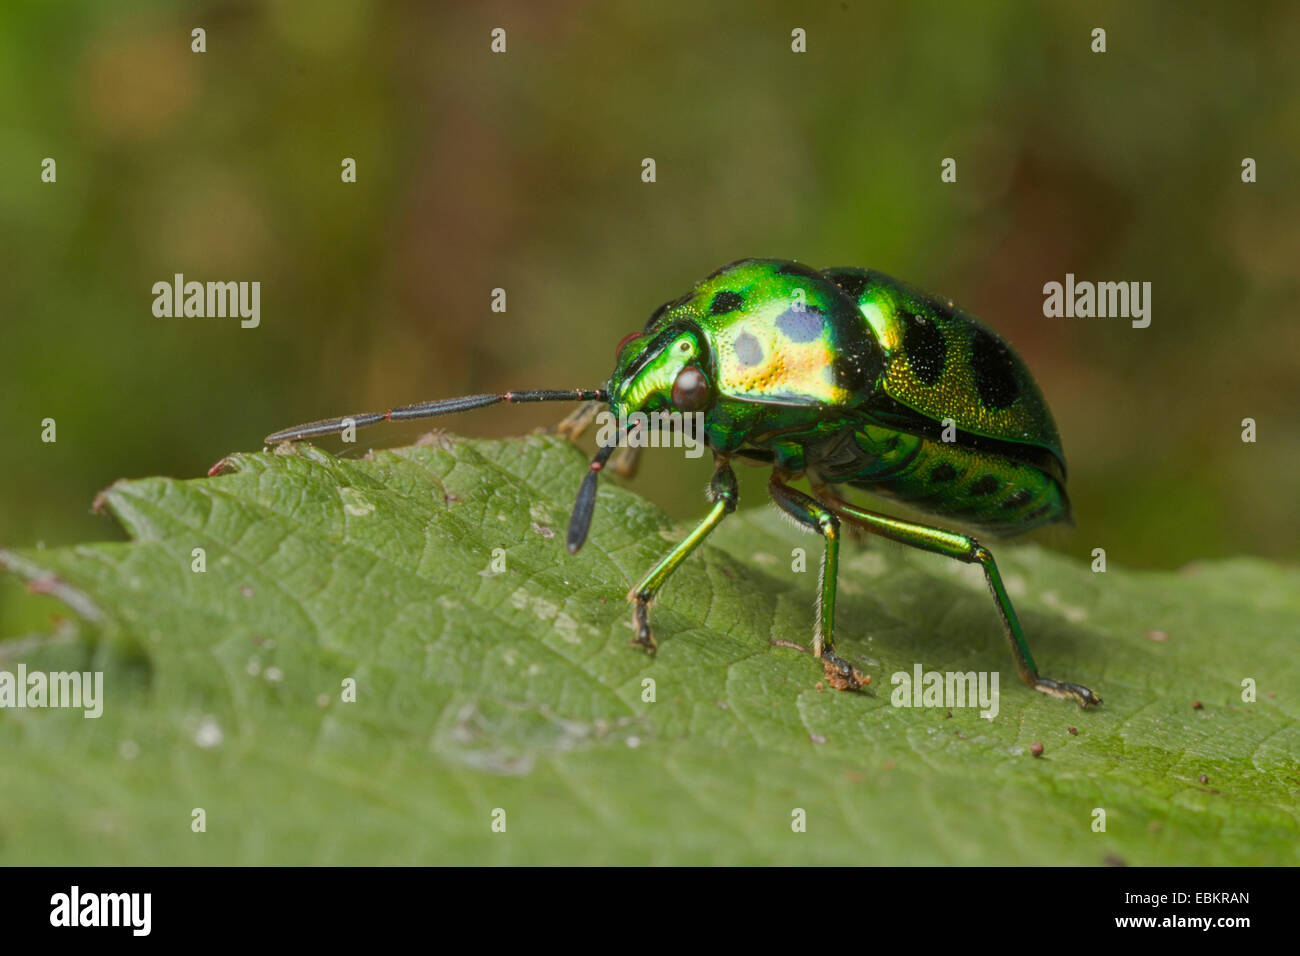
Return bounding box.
[606,323,714,421]
[567,322,716,556]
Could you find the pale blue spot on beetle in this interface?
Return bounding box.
[776,306,824,343]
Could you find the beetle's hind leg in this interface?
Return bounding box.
[627,456,738,652]
[818,492,1101,708]
[768,476,869,692]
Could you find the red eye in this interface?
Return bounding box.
[615,331,644,357]
[672,366,710,411]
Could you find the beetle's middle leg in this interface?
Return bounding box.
[818,491,1101,708]
[627,456,737,653]
[768,475,868,691]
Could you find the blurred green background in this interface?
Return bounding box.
[2,0,1298,638]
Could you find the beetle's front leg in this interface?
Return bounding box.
[627,456,737,652]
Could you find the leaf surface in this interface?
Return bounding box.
[1,435,1295,864]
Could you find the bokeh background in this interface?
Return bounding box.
[2,0,1298,636]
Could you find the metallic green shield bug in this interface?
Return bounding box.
[265,259,1100,708]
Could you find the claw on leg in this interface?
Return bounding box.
[768,639,871,692]
[1032,677,1102,708]
[630,595,657,654]
[820,649,870,691]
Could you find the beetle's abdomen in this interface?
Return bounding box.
[810,424,1069,535]
[823,266,1067,477]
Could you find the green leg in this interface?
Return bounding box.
[769,478,840,655]
[628,457,738,652]
[824,494,1101,708]
[768,477,867,691]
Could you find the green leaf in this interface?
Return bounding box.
[1,434,1296,864]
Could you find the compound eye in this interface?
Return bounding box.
[672,366,709,411]
[615,331,644,357]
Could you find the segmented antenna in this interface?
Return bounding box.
[264,388,608,444]
[567,440,619,554]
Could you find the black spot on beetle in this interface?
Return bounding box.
[776,261,821,279]
[929,462,958,483]
[1002,489,1033,510]
[824,357,869,394]
[734,331,763,367]
[776,306,823,342]
[969,475,1001,496]
[710,290,743,315]
[902,312,947,386]
[970,328,1020,409]
[828,271,870,300]
[830,347,877,395]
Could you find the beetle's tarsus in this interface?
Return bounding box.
[1032,677,1102,708]
[772,639,870,692]
[820,649,871,692]
[630,599,657,654]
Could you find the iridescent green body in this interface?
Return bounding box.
[265,257,1100,708]
[611,258,1069,537]
[604,258,1098,706]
